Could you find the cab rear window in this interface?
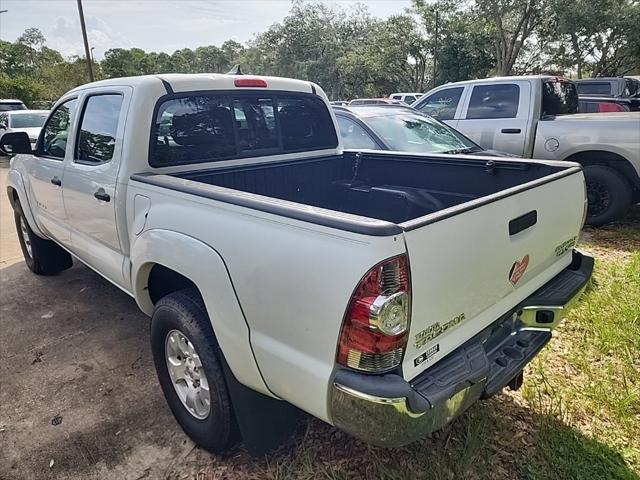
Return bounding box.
[576,82,612,95]
[150,92,337,167]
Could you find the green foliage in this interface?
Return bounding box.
[551,0,640,77]
[2,0,639,105]
[0,73,46,107]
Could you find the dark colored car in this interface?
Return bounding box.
[579,99,631,113]
[333,104,510,156]
[575,77,640,111]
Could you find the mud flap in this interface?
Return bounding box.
[221,357,303,455]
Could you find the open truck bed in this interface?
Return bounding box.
[135,150,581,234]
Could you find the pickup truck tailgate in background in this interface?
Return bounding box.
[401,171,585,380]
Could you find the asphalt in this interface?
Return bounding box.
[0,160,213,479]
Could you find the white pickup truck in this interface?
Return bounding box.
[3,73,593,454]
[414,75,640,226]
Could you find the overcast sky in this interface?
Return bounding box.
[0,0,412,59]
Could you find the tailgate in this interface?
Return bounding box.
[401,170,585,380]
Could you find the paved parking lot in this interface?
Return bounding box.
[0,161,214,479]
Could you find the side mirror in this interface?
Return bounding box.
[0,131,33,155]
[0,122,7,130]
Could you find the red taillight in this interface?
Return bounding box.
[337,255,411,373]
[234,78,268,88]
[598,102,625,112]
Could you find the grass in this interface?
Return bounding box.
[189,207,640,480]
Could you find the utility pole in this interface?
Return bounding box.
[77,0,94,82]
[433,6,439,89]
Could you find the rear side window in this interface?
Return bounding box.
[336,115,377,150]
[151,93,337,167]
[542,81,579,117]
[404,95,416,104]
[576,82,612,95]
[415,87,463,120]
[76,94,124,164]
[466,84,519,119]
[624,79,638,97]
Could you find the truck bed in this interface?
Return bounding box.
[169,151,575,226]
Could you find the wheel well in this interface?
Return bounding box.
[565,150,640,189]
[147,264,199,305]
[7,186,19,208]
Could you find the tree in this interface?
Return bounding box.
[475,0,550,75]
[552,0,640,77]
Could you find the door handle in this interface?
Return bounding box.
[94,189,111,202]
[501,128,522,134]
[509,210,537,235]
[50,176,62,186]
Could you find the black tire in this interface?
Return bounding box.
[151,288,238,454]
[583,165,633,226]
[13,205,72,275]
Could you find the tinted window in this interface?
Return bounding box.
[0,102,26,111]
[415,87,463,120]
[233,97,277,152]
[152,96,236,166]
[467,84,519,119]
[578,101,598,113]
[624,79,638,97]
[41,99,78,159]
[542,81,578,117]
[150,93,338,167]
[76,95,123,164]
[9,112,48,128]
[336,116,377,150]
[391,95,402,100]
[404,95,416,104]
[576,82,612,95]
[277,96,336,151]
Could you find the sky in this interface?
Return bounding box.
[0,0,412,60]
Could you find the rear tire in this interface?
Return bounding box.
[150,288,238,454]
[583,165,632,226]
[13,206,72,275]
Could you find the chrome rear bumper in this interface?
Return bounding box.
[330,250,593,447]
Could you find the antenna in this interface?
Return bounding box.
[227,65,243,75]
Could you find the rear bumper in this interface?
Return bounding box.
[330,250,594,447]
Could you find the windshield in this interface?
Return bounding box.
[10,113,48,128]
[364,111,478,153]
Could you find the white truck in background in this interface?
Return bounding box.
[3,73,593,454]
[414,75,640,226]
